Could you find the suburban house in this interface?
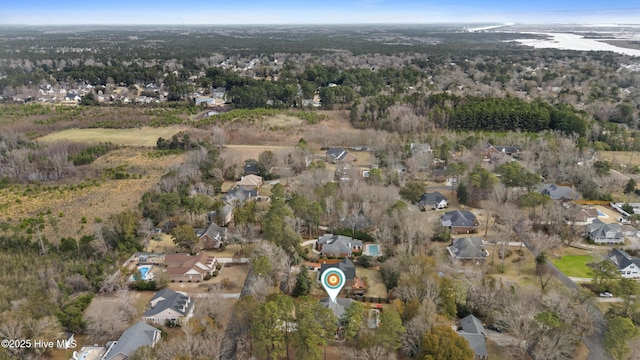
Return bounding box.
[319,258,365,295]
[440,210,479,234]
[199,221,227,249]
[419,191,448,210]
[235,174,263,190]
[102,321,161,360]
[538,183,580,200]
[326,148,357,163]
[243,161,260,176]
[143,288,194,325]
[165,252,218,282]
[458,314,489,360]
[410,142,432,154]
[483,144,519,157]
[319,297,356,319]
[607,248,640,279]
[316,234,363,257]
[573,207,599,224]
[587,219,624,244]
[208,204,234,226]
[223,187,259,205]
[447,237,489,263]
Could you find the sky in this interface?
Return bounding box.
[1,0,640,25]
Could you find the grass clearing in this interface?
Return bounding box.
[38,126,187,146]
[356,266,388,298]
[552,255,596,278]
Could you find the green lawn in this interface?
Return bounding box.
[552,255,596,278]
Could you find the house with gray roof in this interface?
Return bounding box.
[587,219,624,244]
[319,258,356,281]
[143,288,194,325]
[440,210,479,234]
[102,321,161,360]
[319,297,356,319]
[222,187,259,205]
[447,237,488,263]
[199,221,227,249]
[485,144,519,155]
[419,191,448,210]
[326,148,356,163]
[457,315,488,360]
[608,248,640,278]
[538,183,579,200]
[316,234,363,257]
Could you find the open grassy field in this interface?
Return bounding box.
[356,266,388,298]
[223,144,294,162]
[0,148,185,241]
[599,151,640,167]
[37,126,187,146]
[552,255,596,278]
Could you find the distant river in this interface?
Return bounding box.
[513,32,640,57]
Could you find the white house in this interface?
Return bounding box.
[608,248,640,279]
[418,191,448,210]
[587,219,624,244]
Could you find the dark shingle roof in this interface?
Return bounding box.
[319,258,356,280]
[419,191,447,207]
[588,219,623,241]
[447,237,488,260]
[460,314,485,335]
[144,288,193,317]
[223,187,258,204]
[103,322,160,360]
[319,297,355,319]
[441,210,477,228]
[459,332,488,358]
[608,248,640,270]
[326,148,349,161]
[538,183,579,200]
[317,234,362,256]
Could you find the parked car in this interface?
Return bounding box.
[599,292,613,298]
[487,324,504,333]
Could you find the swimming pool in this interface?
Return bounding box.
[596,210,606,217]
[131,265,152,281]
[366,244,380,257]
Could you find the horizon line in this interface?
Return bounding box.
[2,22,640,27]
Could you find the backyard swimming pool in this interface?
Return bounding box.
[366,244,380,256]
[130,265,152,281]
[596,210,606,217]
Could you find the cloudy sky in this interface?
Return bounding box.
[1,0,640,25]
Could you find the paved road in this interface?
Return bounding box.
[520,234,611,360]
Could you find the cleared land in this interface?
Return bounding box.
[356,266,388,298]
[599,151,640,167]
[552,255,596,278]
[0,148,185,240]
[37,126,187,146]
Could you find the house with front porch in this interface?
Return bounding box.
[587,219,624,244]
[608,248,640,279]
